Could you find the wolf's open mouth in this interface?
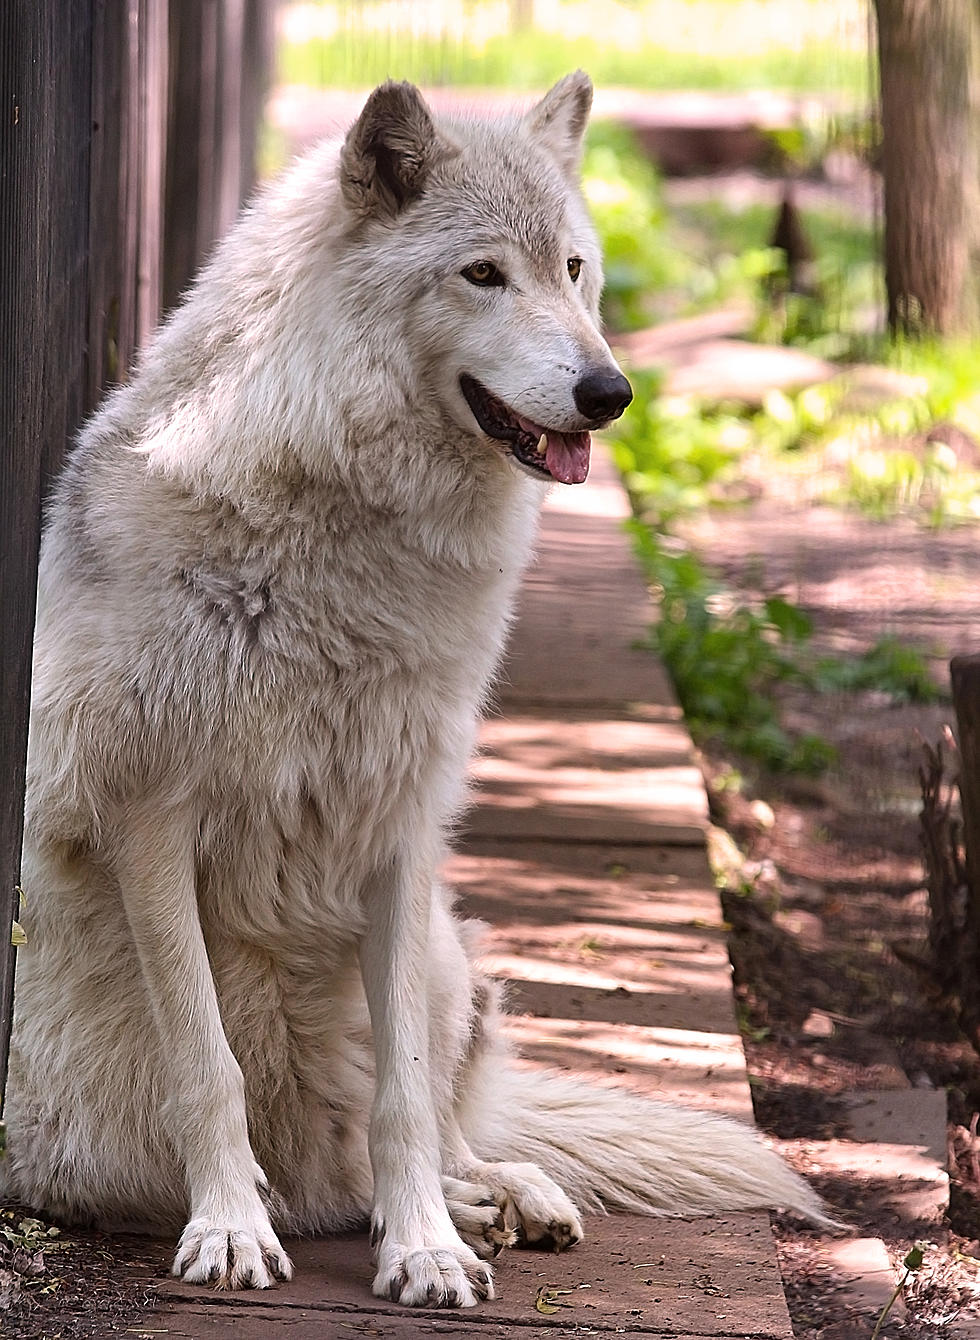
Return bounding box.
[459,374,591,485]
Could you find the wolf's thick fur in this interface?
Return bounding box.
[5,74,825,1308]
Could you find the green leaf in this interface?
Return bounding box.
[764,596,813,643]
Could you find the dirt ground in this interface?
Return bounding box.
[0,1213,162,1338]
[679,482,980,1335]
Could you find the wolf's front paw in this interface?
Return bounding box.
[173,1215,293,1289]
[373,1239,494,1307]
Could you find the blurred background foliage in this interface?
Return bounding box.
[270,0,980,771]
[277,0,871,95]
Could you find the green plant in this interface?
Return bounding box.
[0,1208,63,1302]
[813,636,940,703]
[579,118,882,351]
[0,1214,61,1253]
[610,369,752,525]
[627,521,834,772]
[667,196,880,351]
[623,515,944,773]
[581,124,683,332]
[827,399,980,527]
[655,367,980,529]
[870,1244,924,1340]
[888,338,980,433]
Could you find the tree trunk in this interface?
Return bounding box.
[952,657,980,1053]
[873,0,980,336]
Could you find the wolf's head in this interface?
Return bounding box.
[338,74,632,486]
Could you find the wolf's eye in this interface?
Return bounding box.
[462,261,504,288]
[567,257,583,282]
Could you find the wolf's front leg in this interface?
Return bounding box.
[113,798,291,1289]
[360,854,494,1307]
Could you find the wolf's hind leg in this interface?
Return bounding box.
[441,1176,517,1259]
[447,1159,584,1252]
[432,934,584,1254]
[113,797,291,1289]
[441,1104,583,1252]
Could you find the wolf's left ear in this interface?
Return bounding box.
[524,70,593,174]
[340,81,455,217]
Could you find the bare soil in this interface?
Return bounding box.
[680,484,980,1335]
[0,1209,162,1337]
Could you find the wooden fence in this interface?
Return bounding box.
[0,0,272,1102]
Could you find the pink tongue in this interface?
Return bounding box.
[544,431,591,484]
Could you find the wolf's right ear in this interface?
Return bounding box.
[525,70,593,174]
[340,81,455,217]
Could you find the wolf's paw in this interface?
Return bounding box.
[173,1216,293,1290]
[442,1175,518,1260]
[373,1239,494,1307]
[460,1161,584,1252]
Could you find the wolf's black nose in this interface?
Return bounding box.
[574,369,633,422]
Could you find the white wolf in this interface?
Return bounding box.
[4,73,825,1309]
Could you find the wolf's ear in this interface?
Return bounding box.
[524,70,593,174]
[340,81,454,217]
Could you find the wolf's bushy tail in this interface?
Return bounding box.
[460,1062,833,1226]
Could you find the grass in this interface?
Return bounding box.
[278,31,869,97]
[670,198,875,272]
[583,111,882,346]
[276,0,872,96]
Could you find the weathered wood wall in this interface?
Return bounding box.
[0,0,272,1101]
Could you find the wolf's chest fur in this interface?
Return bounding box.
[166,459,539,743]
[150,460,538,942]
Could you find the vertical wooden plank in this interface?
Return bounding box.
[163,0,220,310]
[163,1,204,310]
[88,0,125,401]
[117,0,142,378]
[240,0,274,200]
[196,1,222,266]
[45,5,96,488]
[0,0,43,1104]
[135,0,168,343]
[164,0,270,312]
[216,0,246,236]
